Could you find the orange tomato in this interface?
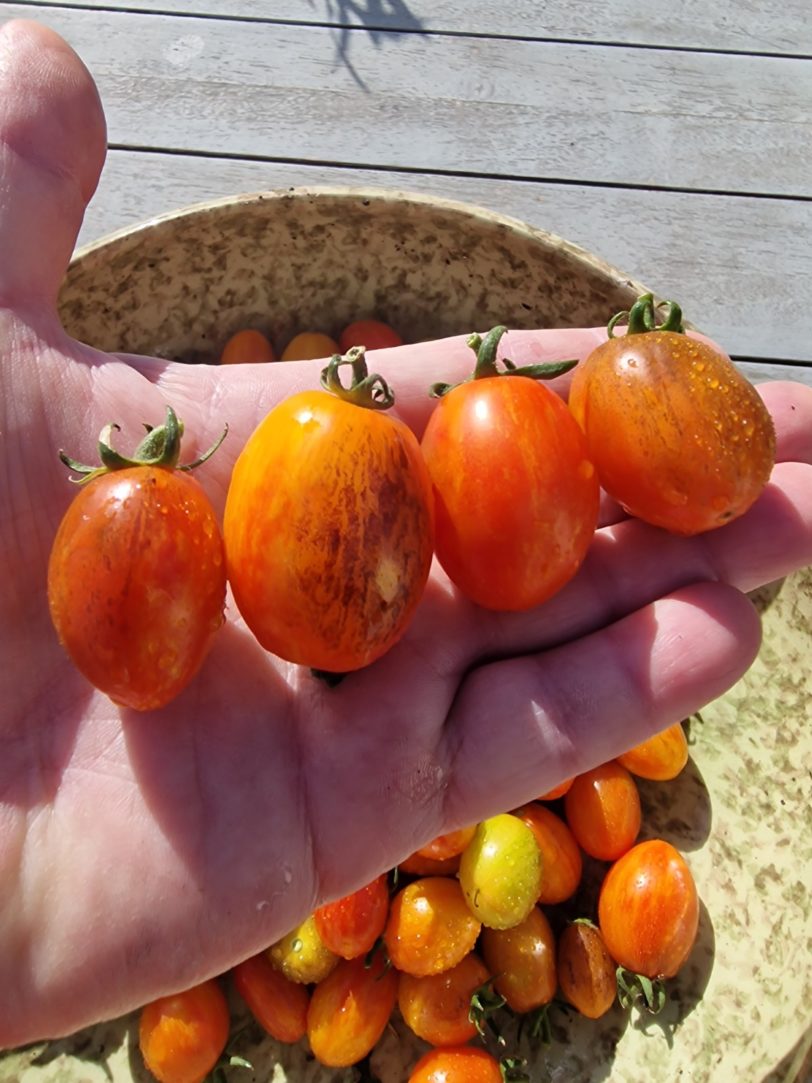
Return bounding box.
[339,318,403,352]
[616,722,689,781]
[564,761,641,861]
[223,353,434,671]
[268,914,338,984]
[398,851,461,877]
[416,825,477,861]
[220,328,276,364]
[598,839,699,979]
[537,777,574,801]
[480,906,557,1014]
[232,953,308,1043]
[398,952,490,1046]
[513,802,583,905]
[139,979,229,1083]
[384,876,481,977]
[307,953,398,1067]
[280,331,339,361]
[557,921,617,1019]
[409,1046,504,1083]
[313,875,390,959]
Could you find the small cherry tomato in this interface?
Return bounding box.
[458,813,542,929]
[616,722,689,781]
[408,1045,504,1083]
[268,914,339,984]
[313,875,390,959]
[564,761,641,861]
[416,825,477,861]
[557,921,617,1019]
[421,327,598,611]
[280,331,339,361]
[598,839,699,979]
[306,952,398,1068]
[48,408,226,711]
[513,803,583,905]
[384,876,481,977]
[139,979,229,1083]
[339,318,403,352]
[398,851,461,877]
[537,777,574,801]
[568,294,775,535]
[224,350,434,671]
[232,953,309,1043]
[480,905,557,1014]
[220,328,276,364]
[398,952,490,1046]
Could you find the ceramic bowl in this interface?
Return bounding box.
[5,189,809,1083]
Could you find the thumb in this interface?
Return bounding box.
[0,19,106,311]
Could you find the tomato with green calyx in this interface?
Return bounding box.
[564,760,641,861]
[616,721,689,781]
[568,294,775,535]
[306,952,397,1068]
[458,813,542,930]
[421,326,599,611]
[598,838,699,981]
[232,953,309,1043]
[398,951,490,1046]
[48,407,226,711]
[139,979,230,1083]
[313,874,390,959]
[557,920,617,1019]
[268,913,339,984]
[384,876,481,977]
[224,347,434,672]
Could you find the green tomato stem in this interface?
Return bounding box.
[319,346,395,410]
[429,325,577,398]
[608,293,686,338]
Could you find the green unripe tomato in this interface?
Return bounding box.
[458,813,543,930]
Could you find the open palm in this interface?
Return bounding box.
[2,19,811,1048]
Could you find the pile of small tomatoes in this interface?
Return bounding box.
[138,719,700,1083]
[46,297,776,1080]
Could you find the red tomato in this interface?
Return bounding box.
[220,328,276,364]
[280,331,339,361]
[306,953,398,1067]
[598,839,699,979]
[139,979,229,1083]
[616,722,689,781]
[513,803,583,905]
[557,921,617,1019]
[409,1046,504,1083]
[48,409,226,711]
[224,352,434,671]
[416,825,477,861]
[384,876,481,977]
[537,777,574,801]
[564,761,641,861]
[480,906,557,1014]
[568,294,775,535]
[421,328,599,610]
[398,952,489,1046]
[232,953,308,1043]
[313,875,390,959]
[339,318,403,352]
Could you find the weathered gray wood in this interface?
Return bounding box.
[2,6,810,198]
[75,148,812,366]
[14,0,812,56]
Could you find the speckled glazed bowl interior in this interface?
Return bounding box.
[7,189,809,1083]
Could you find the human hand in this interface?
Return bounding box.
[1,18,811,1049]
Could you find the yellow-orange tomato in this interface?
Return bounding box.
[513,802,583,905]
[223,358,434,671]
[416,825,477,861]
[384,877,481,977]
[232,953,309,1043]
[616,722,689,781]
[537,776,574,801]
[557,921,617,1019]
[281,331,339,361]
[598,839,699,979]
[398,952,489,1046]
[307,953,398,1067]
[139,979,229,1083]
[480,906,557,1014]
[220,328,276,364]
[564,761,641,861]
[568,295,775,535]
[268,914,339,984]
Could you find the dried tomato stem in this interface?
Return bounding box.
[319,347,395,411]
